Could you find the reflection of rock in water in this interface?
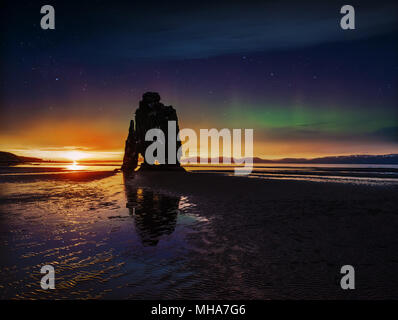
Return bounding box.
[124,179,180,246]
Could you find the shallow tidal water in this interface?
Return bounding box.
[0,174,213,299]
[1,166,398,299]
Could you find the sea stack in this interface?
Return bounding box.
[122,92,183,173]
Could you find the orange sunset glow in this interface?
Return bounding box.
[1,108,397,162]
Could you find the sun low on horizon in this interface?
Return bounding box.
[64,150,88,162]
[0,1,397,162]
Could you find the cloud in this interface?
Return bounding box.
[4,1,397,62]
[98,1,398,60]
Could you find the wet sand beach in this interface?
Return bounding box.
[0,167,397,299]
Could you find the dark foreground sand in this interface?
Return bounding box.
[125,171,398,299]
[1,168,397,299]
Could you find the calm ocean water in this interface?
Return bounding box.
[6,162,398,185]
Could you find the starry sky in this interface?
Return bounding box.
[0,0,397,160]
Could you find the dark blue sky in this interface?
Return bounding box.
[1,0,397,159]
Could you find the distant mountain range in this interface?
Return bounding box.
[0,151,42,164]
[1,151,398,165]
[183,154,398,164]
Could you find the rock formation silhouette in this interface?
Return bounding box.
[122,92,184,173]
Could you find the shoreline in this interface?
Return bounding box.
[0,170,117,183]
[1,163,398,184]
[0,169,397,298]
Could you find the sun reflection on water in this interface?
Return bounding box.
[66,161,84,171]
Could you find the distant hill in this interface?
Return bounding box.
[182,154,398,165]
[0,151,21,164]
[256,154,398,164]
[2,151,398,165]
[0,151,42,165]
